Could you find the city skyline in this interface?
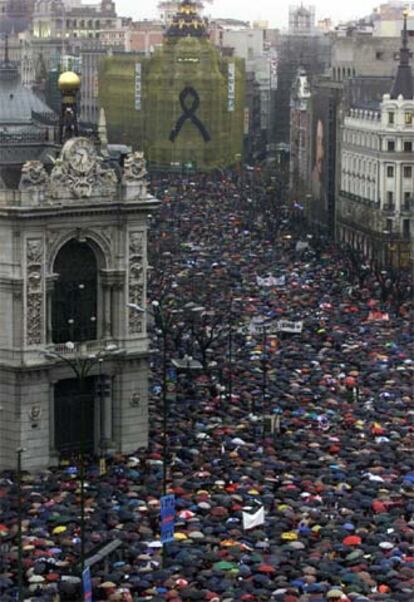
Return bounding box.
[116,0,392,26]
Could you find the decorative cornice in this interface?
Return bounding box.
[0,277,24,296]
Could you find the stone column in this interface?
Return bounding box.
[48,380,59,466]
[103,282,112,339]
[100,270,125,340]
[104,375,114,448]
[45,274,59,344]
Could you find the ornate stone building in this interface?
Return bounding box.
[0,135,159,470]
[336,13,413,268]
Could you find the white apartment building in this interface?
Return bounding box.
[336,13,413,267]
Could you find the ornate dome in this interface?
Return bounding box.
[165,0,208,39]
[58,71,81,93]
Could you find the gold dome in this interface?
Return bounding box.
[58,71,81,93]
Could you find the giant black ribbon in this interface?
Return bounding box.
[169,86,211,143]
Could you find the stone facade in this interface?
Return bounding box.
[331,32,414,82]
[337,96,414,267]
[0,139,159,470]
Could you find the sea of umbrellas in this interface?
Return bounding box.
[1,169,413,602]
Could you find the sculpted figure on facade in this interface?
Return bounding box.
[123,152,147,182]
[19,161,49,191]
[123,152,148,197]
[25,238,44,346]
[128,230,145,334]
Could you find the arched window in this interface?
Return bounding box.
[52,239,98,343]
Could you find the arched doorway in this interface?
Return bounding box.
[52,239,98,343]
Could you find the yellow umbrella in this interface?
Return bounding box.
[52,526,67,535]
[281,531,298,541]
[174,532,188,541]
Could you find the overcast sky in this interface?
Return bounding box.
[115,0,380,27]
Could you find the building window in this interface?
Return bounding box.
[404,166,412,178]
[403,141,413,152]
[387,140,395,151]
[405,112,413,125]
[387,191,394,205]
[52,240,98,344]
[376,51,384,59]
[386,165,394,177]
[388,112,394,125]
[403,219,411,238]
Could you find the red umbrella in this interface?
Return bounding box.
[256,564,276,574]
[343,535,362,546]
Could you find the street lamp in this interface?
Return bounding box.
[128,301,170,496]
[42,341,123,572]
[16,447,26,602]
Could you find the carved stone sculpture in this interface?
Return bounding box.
[49,137,117,200]
[123,151,147,183]
[25,238,44,346]
[19,161,49,191]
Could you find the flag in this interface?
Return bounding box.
[242,506,265,530]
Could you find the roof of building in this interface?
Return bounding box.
[0,46,58,187]
[0,64,54,125]
[390,11,414,99]
[0,0,34,34]
[345,76,395,110]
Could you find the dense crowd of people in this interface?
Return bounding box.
[0,168,413,602]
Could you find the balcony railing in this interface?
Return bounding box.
[48,340,109,356]
[401,199,413,213]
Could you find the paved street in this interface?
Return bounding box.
[1,169,413,602]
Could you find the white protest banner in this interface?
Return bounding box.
[242,506,265,531]
[248,318,264,335]
[276,320,303,333]
[256,275,286,287]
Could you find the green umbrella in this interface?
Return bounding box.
[213,561,237,571]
